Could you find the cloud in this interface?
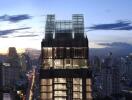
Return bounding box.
[0,27,31,36]
[88,20,132,31]
[0,14,32,23]
[98,42,132,47]
[13,34,38,37]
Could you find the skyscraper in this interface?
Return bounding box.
[40,14,92,100]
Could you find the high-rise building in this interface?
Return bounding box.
[4,47,21,89]
[20,53,32,72]
[40,14,92,100]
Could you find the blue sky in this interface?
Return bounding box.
[0,0,132,53]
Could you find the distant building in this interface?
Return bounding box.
[20,53,32,72]
[0,62,3,89]
[101,53,121,98]
[3,47,21,89]
[0,62,20,90]
[40,14,92,100]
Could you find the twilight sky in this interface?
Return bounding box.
[0,0,132,53]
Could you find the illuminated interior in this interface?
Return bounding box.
[40,14,92,100]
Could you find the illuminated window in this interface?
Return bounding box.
[43,59,53,68]
[43,47,52,58]
[54,47,64,58]
[73,92,81,98]
[73,78,82,85]
[66,48,71,58]
[86,79,91,84]
[54,91,67,96]
[54,78,66,83]
[54,59,63,68]
[54,84,66,90]
[40,79,52,85]
[54,97,66,100]
[73,47,87,58]
[73,59,87,68]
[41,93,52,99]
[86,86,92,92]
[73,85,80,91]
[64,59,72,68]
[86,93,92,99]
[41,86,52,92]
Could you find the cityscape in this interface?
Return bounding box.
[0,0,132,100]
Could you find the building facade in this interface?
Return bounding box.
[40,14,92,100]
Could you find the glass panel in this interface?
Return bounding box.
[41,93,52,99]
[41,86,52,92]
[43,47,52,58]
[43,59,53,68]
[54,48,64,58]
[54,91,67,96]
[73,59,87,68]
[41,79,52,85]
[54,97,66,100]
[73,85,80,91]
[54,59,63,68]
[86,79,91,85]
[64,59,72,68]
[73,78,81,84]
[86,86,92,92]
[65,48,71,58]
[86,93,92,99]
[73,92,81,98]
[54,84,66,90]
[54,78,66,83]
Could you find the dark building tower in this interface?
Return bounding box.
[8,47,18,57]
[40,14,92,100]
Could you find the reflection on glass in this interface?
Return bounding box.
[41,93,52,99]
[73,59,87,68]
[41,86,52,92]
[64,59,72,68]
[54,59,63,68]
[73,92,81,98]
[43,59,53,68]
[54,97,66,100]
[54,84,66,90]
[43,47,52,58]
[54,47,64,58]
[41,79,52,85]
[54,91,67,96]
[54,78,66,83]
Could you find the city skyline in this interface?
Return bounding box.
[0,0,132,53]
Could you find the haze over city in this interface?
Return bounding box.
[0,0,132,53]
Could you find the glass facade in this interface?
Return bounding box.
[42,47,88,69]
[40,14,92,100]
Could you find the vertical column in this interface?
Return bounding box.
[86,78,92,100]
[82,78,86,100]
[67,78,73,100]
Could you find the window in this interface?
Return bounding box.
[41,93,52,99]
[54,91,67,96]
[54,59,63,68]
[74,48,83,58]
[73,59,87,68]
[64,59,72,68]
[40,79,52,85]
[54,78,66,83]
[54,48,64,58]
[43,59,53,68]
[54,84,66,90]
[43,48,52,58]
[66,48,71,58]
